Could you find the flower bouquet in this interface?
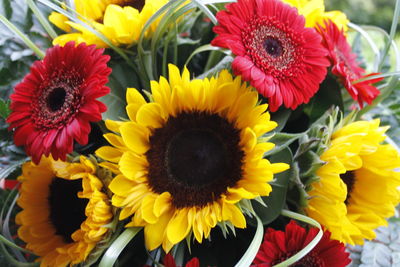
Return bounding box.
[1,0,400,266]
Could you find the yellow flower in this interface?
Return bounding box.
[50,0,168,47]
[283,0,349,31]
[16,156,113,266]
[305,119,400,245]
[96,64,289,252]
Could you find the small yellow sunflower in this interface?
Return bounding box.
[283,0,349,31]
[96,64,289,252]
[16,156,113,266]
[50,0,168,47]
[305,119,400,245]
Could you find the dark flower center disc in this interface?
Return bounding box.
[340,171,356,205]
[121,0,145,11]
[47,87,66,112]
[146,111,244,208]
[48,178,88,243]
[167,129,228,186]
[263,37,283,57]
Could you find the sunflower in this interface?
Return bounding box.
[6,42,111,164]
[283,0,349,31]
[252,220,351,267]
[50,0,168,47]
[16,156,113,266]
[96,64,289,252]
[317,20,382,107]
[211,0,330,111]
[305,119,400,245]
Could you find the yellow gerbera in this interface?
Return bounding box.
[283,0,349,31]
[96,64,289,252]
[16,156,113,266]
[305,119,400,245]
[50,0,168,47]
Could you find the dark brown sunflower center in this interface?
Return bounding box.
[340,171,356,205]
[119,0,145,11]
[47,87,66,112]
[146,111,244,209]
[242,17,304,78]
[167,129,228,186]
[263,37,283,57]
[48,178,88,243]
[273,251,325,267]
[33,70,82,130]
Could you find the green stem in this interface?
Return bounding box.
[204,49,223,71]
[26,0,58,39]
[0,235,33,254]
[0,14,44,59]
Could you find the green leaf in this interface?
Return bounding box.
[0,99,10,119]
[264,132,305,157]
[253,148,293,225]
[303,75,344,122]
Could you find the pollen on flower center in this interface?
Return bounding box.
[146,111,244,208]
[166,129,228,186]
[48,178,88,243]
[340,171,356,205]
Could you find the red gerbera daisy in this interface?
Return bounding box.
[252,220,351,267]
[211,0,329,111]
[163,254,200,267]
[7,42,111,164]
[144,254,199,267]
[317,20,382,107]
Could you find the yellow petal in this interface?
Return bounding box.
[166,209,191,244]
[120,122,150,154]
[136,103,166,129]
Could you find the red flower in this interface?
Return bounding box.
[252,221,351,267]
[7,42,111,164]
[211,0,329,111]
[317,20,382,107]
[163,254,199,267]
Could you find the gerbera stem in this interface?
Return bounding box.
[0,14,44,59]
[275,210,323,267]
[26,0,58,39]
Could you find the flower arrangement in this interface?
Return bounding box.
[0,0,400,266]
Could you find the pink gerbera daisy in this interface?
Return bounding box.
[252,220,351,267]
[317,20,382,107]
[7,42,111,164]
[211,0,330,111]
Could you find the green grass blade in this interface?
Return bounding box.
[26,0,57,39]
[0,14,44,58]
[275,210,323,267]
[234,215,264,267]
[98,227,142,267]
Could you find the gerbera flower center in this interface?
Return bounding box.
[33,70,82,130]
[273,251,325,267]
[48,178,88,243]
[146,111,244,208]
[340,171,356,204]
[263,37,283,57]
[47,87,66,112]
[242,17,304,78]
